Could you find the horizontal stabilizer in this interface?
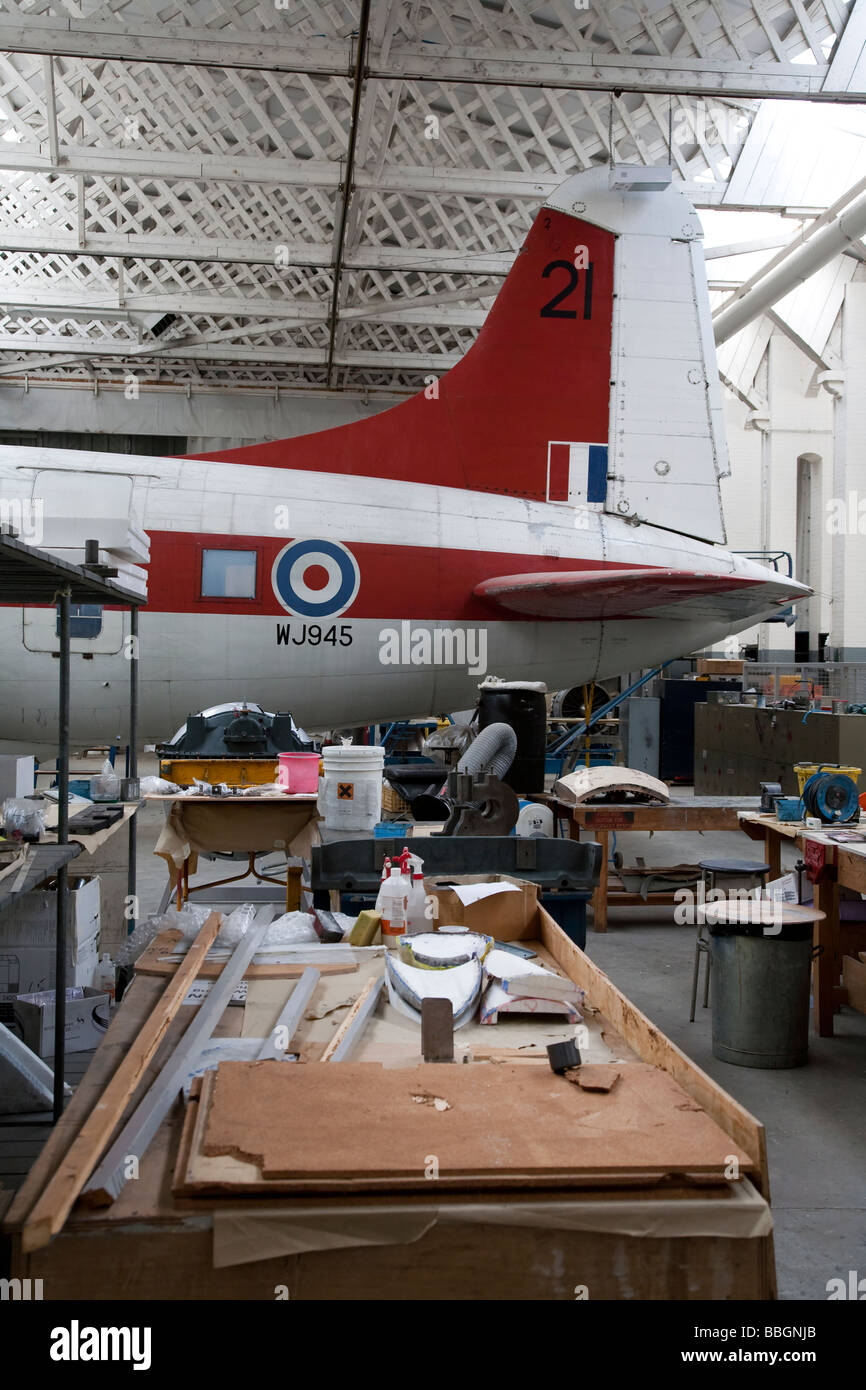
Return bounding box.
[474,568,773,621]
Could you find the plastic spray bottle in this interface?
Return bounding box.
[404,853,427,936]
[374,857,392,916]
[380,849,411,950]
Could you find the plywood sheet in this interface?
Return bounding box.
[196,1059,752,1191]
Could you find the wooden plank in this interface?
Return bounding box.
[0,846,28,887]
[320,975,385,1062]
[842,953,866,1016]
[173,1070,215,1198]
[555,801,745,833]
[173,1076,203,1187]
[813,875,841,1038]
[134,928,357,979]
[593,827,609,933]
[3,973,167,1234]
[838,846,866,895]
[81,918,272,1208]
[19,912,222,1252]
[536,907,771,1198]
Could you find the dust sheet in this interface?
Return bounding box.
[212,1179,771,1267]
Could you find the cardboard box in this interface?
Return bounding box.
[842,954,866,1017]
[424,873,539,941]
[0,937,99,1024]
[0,754,35,799]
[0,872,100,1028]
[697,659,744,676]
[0,877,100,1023]
[0,874,100,950]
[14,986,111,1057]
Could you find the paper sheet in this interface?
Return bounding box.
[450,882,520,906]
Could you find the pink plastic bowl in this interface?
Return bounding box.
[277,751,321,794]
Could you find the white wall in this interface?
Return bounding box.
[717,330,837,659]
[833,280,866,660]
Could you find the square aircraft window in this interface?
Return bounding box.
[201,548,257,599]
[57,603,103,639]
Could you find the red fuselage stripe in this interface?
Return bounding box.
[143,531,637,619]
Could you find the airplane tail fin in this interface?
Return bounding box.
[192,167,728,544]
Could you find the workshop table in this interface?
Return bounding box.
[740,813,866,1037]
[540,795,762,932]
[2,897,776,1301]
[151,794,319,912]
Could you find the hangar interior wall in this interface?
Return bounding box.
[719,286,866,664]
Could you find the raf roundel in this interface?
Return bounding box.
[271,539,360,619]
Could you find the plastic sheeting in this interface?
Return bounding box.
[212,1178,772,1268]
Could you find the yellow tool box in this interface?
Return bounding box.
[158,757,278,789]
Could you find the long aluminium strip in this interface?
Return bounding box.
[84,913,273,1203]
[256,967,320,1060]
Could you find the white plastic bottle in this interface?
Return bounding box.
[96,952,116,1003]
[374,858,393,915]
[404,853,427,936]
[380,850,410,950]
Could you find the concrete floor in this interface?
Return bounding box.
[585,819,866,1301]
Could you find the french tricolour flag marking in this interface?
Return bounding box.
[547,441,608,507]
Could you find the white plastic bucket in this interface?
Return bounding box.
[278,751,321,794]
[318,744,385,830]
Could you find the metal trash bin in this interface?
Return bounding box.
[708,919,813,1069]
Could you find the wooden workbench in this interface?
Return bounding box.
[150,793,319,911]
[540,795,761,932]
[3,902,776,1301]
[740,813,866,1037]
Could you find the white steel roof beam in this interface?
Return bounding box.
[0,231,513,274]
[0,21,354,75]
[822,0,866,91]
[376,48,832,100]
[714,180,866,344]
[0,20,847,100]
[0,147,560,196]
[0,287,487,326]
[0,338,459,370]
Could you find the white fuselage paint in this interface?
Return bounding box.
[0,445,795,742]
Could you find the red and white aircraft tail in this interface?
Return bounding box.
[0,167,807,740]
[193,166,728,543]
